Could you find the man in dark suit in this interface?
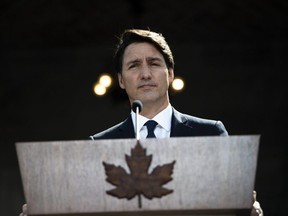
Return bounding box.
[90,29,228,140]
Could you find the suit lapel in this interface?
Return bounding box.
[117,114,135,138]
[170,108,194,137]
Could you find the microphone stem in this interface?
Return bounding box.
[136,106,140,140]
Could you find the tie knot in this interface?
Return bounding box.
[144,120,158,138]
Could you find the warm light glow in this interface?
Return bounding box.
[93,83,106,96]
[99,74,112,87]
[93,73,113,97]
[171,77,184,91]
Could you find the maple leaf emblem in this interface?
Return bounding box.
[103,141,176,208]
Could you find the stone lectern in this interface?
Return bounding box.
[16,135,260,216]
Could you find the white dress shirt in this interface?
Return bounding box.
[131,104,172,139]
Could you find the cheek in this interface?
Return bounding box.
[162,73,172,87]
[119,74,136,89]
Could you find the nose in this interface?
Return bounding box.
[140,64,152,79]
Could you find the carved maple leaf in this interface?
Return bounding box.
[103,141,176,208]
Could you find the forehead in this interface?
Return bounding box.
[123,42,164,62]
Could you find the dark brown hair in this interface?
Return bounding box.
[114,29,174,73]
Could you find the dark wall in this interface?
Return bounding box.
[1,1,287,215]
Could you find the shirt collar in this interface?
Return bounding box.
[131,103,172,132]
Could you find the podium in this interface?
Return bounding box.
[16,135,260,216]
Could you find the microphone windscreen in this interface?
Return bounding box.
[132,100,143,113]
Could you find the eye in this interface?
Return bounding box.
[128,64,135,69]
[148,58,163,67]
[128,62,139,69]
[150,61,162,67]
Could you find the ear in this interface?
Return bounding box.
[168,68,174,84]
[117,73,125,89]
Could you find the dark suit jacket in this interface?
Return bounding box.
[90,108,228,140]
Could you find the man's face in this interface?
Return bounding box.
[118,42,174,106]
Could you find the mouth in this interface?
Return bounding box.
[138,84,156,89]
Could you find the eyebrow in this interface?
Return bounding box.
[125,59,141,67]
[146,57,162,62]
[126,56,162,65]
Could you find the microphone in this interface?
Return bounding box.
[132,100,143,113]
[132,100,143,140]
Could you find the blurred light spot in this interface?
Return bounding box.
[93,73,114,97]
[171,77,184,91]
[93,83,106,96]
[99,74,112,87]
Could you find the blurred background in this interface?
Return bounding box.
[0,0,287,215]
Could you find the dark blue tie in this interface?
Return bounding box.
[145,120,158,138]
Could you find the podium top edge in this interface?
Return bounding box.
[15,134,261,145]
